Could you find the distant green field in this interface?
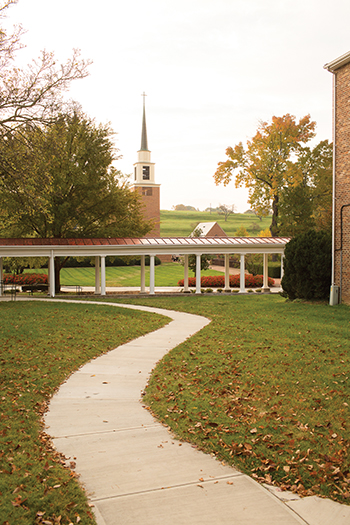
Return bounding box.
[160,210,272,237]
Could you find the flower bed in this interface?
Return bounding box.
[3,273,48,285]
[177,274,274,288]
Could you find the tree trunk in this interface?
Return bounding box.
[270,194,279,237]
[54,256,69,293]
[54,258,61,293]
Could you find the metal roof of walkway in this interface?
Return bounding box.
[0,236,290,257]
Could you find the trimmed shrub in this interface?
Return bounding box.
[249,264,281,278]
[132,255,161,266]
[177,274,274,288]
[3,273,48,285]
[281,230,331,301]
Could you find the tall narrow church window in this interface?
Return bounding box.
[134,167,137,180]
[142,166,150,180]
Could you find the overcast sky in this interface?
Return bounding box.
[3,0,350,211]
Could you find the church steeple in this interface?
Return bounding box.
[134,92,155,183]
[140,92,149,151]
[132,92,160,237]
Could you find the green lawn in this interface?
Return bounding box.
[3,294,349,512]
[24,263,225,288]
[112,294,350,505]
[0,301,168,525]
[160,210,272,237]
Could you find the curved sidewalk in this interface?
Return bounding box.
[44,300,350,525]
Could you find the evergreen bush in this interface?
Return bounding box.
[281,230,331,300]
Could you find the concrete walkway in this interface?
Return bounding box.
[42,300,350,525]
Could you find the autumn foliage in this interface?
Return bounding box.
[214,114,318,236]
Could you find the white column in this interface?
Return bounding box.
[95,256,100,295]
[184,254,189,292]
[101,256,106,296]
[47,259,50,295]
[140,255,146,293]
[239,254,245,293]
[49,251,55,298]
[280,254,284,281]
[196,254,201,294]
[0,257,3,296]
[224,253,230,291]
[262,252,269,292]
[149,255,155,295]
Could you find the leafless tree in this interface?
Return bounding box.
[0,0,91,132]
[218,203,235,221]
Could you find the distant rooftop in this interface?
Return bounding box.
[190,222,227,237]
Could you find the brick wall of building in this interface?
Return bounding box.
[133,185,160,237]
[334,64,350,303]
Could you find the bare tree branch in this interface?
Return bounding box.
[0,1,92,131]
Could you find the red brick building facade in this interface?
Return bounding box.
[132,185,160,237]
[325,52,350,304]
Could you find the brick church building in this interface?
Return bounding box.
[325,51,350,304]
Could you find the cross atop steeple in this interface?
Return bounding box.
[140,92,149,151]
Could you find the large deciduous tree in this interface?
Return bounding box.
[0,0,91,132]
[278,140,333,236]
[214,114,317,236]
[0,111,152,289]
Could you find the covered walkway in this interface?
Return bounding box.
[0,236,289,297]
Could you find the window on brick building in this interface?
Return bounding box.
[142,187,152,196]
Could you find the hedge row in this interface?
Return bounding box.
[248,264,281,279]
[64,255,162,267]
[3,273,48,285]
[177,274,275,288]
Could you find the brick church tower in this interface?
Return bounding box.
[131,93,160,237]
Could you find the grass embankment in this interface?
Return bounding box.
[114,294,350,504]
[24,263,224,288]
[160,210,272,237]
[0,301,168,525]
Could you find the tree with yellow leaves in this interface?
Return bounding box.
[214,114,316,236]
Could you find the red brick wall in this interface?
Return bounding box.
[334,64,350,303]
[133,186,160,237]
